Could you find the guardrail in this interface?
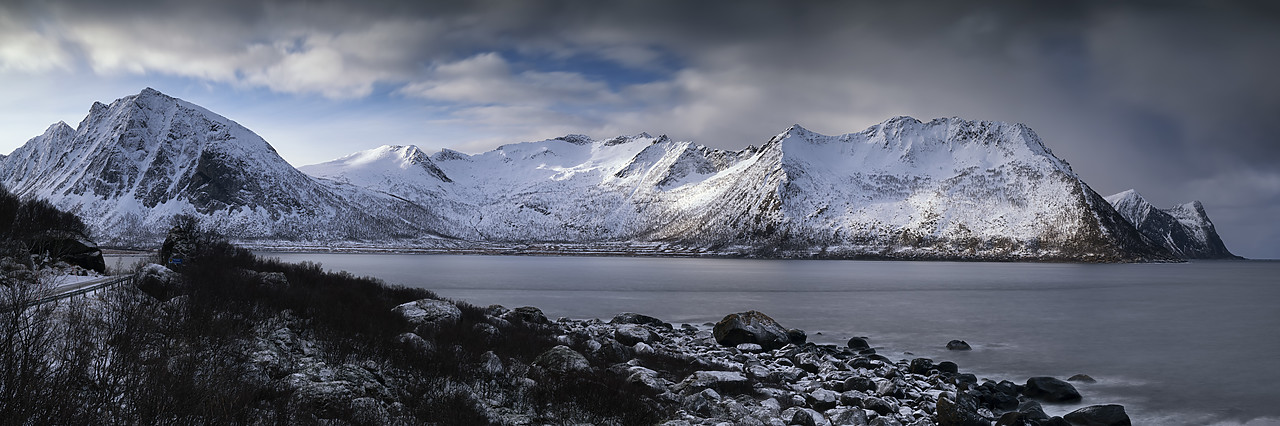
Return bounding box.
[1,274,135,313]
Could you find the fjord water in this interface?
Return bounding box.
[257,254,1278,425]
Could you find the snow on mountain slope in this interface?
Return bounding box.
[1,88,1182,260]
[423,133,663,241]
[307,116,1173,261]
[623,118,1167,261]
[0,88,442,245]
[1105,190,1239,259]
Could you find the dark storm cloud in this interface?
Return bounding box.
[2,0,1278,256]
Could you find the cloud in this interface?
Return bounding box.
[0,14,74,72]
[2,0,1279,256]
[399,53,619,106]
[0,2,455,99]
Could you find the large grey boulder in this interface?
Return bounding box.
[392,299,462,328]
[713,310,791,350]
[136,263,182,301]
[614,324,658,346]
[532,345,590,373]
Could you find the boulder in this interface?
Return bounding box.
[995,411,1029,426]
[870,418,902,426]
[982,388,1019,411]
[935,392,987,426]
[843,376,877,392]
[395,332,434,354]
[682,388,725,417]
[1016,400,1049,421]
[1063,404,1131,426]
[1068,374,1097,383]
[946,340,972,351]
[532,345,590,373]
[392,299,462,327]
[611,312,672,328]
[625,366,671,394]
[807,388,839,411]
[847,337,871,351]
[1024,377,1082,403]
[828,406,869,426]
[787,328,808,345]
[136,263,182,301]
[713,310,791,350]
[908,358,935,375]
[674,370,751,395]
[505,306,549,324]
[614,324,658,346]
[484,304,510,317]
[862,396,896,416]
[936,361,959,374]
[34,230,105,273]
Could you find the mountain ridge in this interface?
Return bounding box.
[0,88,1198,262]
[1104,190,1239,259]
[0,88,449,246]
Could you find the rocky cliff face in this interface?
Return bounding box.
[2,89,1183,261]
[1104,190,1239,259]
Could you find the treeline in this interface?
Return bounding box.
[1,216,673,424]
[0,184,90,259]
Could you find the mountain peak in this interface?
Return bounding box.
[1105,190,1238,259]
[45,121,74,135]
[1105,189,1154,226]
[1105,189,1146,205]
[602,133,659,146]
[302,143,451,184]
[432,148,471,162]
[554,134,593,145]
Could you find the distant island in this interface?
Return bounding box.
[0,88,1238,262]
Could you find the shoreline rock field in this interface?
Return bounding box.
[383,301,1132,425]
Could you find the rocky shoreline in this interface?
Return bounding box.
[387,298,1133,425]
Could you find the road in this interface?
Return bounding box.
[1,275,133,312]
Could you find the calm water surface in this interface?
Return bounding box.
[224,254,1278,425]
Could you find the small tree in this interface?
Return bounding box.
[159,214,217,267]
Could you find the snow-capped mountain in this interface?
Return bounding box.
[306,117,1172,261]
[1104,190,1239,259]
[0,88,444,245]
[2,89,1184,261]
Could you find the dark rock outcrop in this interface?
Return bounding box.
[1024,376,1082,403]
[610,312,671,329]
[32,230,105,272]
[936,392,988,426]
[504,306,549,324]
[946,339,972,351]
[1068,374,1097,383]
[848,336,872,351]
[712,310,792,350]
[1064,404,1132,426]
